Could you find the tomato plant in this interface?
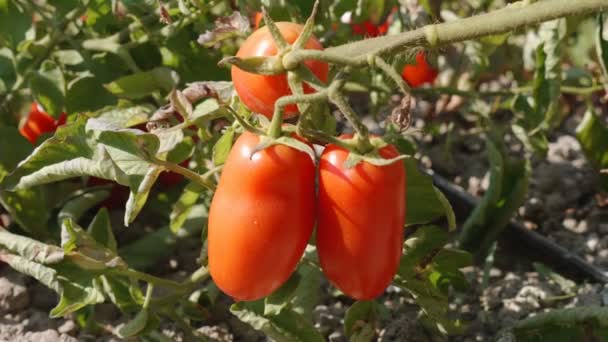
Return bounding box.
[316,137,405,300]
[0,0,607,341]
[208,131,315,301]
[231,22,329,118]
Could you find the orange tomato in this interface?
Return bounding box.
[401,52,438,88]
[231,22,328,119]
[208,131,316,301]
[316,137,406,300]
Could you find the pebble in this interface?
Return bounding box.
[0,271,29,314]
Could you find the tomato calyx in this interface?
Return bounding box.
[338,135,409,169]
[249,132,316,163]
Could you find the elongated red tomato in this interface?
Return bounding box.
[316,138,406,300]
[19,103,67,144]
[231,22,328,119]
[401,52,438,88]
[208,131,316,301]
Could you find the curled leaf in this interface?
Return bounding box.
[197,12,250,47]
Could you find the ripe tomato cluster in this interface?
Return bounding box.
[208,131,406,301]
[19,103,66,144]
[210,23,407,301]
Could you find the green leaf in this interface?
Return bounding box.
[169,89,193,120]
[231,302,324,342]
[120,204,207,270]
[0,229,64,264]
[458,137,530,257]
[94,105,152,128]
[58,189,111,226]
[290,261,321,320]
[0,187,50,238]
[117,309,150,338]
[576,108,608,190]
[596,14,608,87]
[0,117,131,190]
[60,218,125,271]
[0,1,30,50]
[52,50,84,66]
[404,159,455,229]
[399,225,449,278]
[212,127,234,165]
[169,182,205,233]
[66,76,117,113]
[29,61,66,117]
[50,278,105,318]
[124,166,162,226]
[264,272,302,316]
[100,275,143,311]
[344,301,376,338]
[87,208,117,253]
[104,67,179,99]
[1,254,61,292]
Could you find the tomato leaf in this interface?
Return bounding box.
[170,182,205,233]
[290,260,321,320]
[57,189,111,226]
[29,61,66,117]
[403,159,456,229]
[94,105,152,128]
[596,14,608,88]
[231,302,324,342]
[0,229,63,264]
[169,89,193,120]
[104,67,178,99]
[0,1,30,50]
[213,127,235,166]
[117,309,149,338]
[575,108,608,190]
[0,117,131,190]
[124,165,162,226]
[87,208,118,253]
[458,136,530,257]
[0,187,51,238]
[344,301,376,338]
[264,272,302,316]
[66,75,117,113]
[120,204,207,270]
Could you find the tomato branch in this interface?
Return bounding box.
[287,0,608,66]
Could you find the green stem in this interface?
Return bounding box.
[373,56,411,94]
[121,268,183,290]
[143,284,154,309]
[329,93,372,153]
[268,91,329,138]
[299,128,358,151]
[154,159,216,191]
[289,0,608,65]
[224,106,264,135]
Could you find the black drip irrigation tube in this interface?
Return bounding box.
[428,171,608,284]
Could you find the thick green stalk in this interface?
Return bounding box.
[289,0,608,64]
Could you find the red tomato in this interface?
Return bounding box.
[231,22,328,119]
[349,6,396,37]
[316,137,406,300]
[252,11,263,29]
[19,103,66,144]
[401,52,438,88]
[351,20,389,37]
[208,131,316,301]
